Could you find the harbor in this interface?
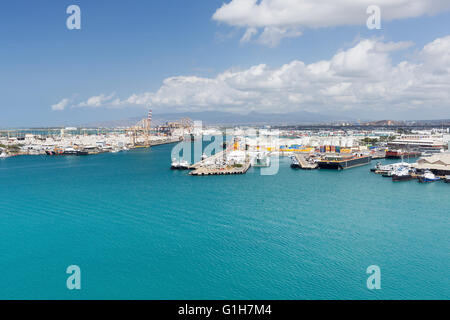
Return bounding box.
[1,141,448,299]
[167,126,450,183]
[3,122,450,186]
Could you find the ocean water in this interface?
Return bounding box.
[0,144,448,300]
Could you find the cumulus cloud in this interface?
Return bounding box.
[76,93,117,108]
[51,98,70,111]
[212,0,450,45]
[52,36,450,118]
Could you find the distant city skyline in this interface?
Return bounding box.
[2,0,450,127]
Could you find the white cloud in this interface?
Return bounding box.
[53,36,450,118]
[212,0,450,45]
[51,98,70,111]
[77,93,116,108]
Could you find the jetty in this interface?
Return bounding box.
[189,150,226,169]
[189,162,251,176]
[293,154,318,169]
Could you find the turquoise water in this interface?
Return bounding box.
[0,144,448,300]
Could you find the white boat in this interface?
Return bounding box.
[171,158,190,170]
[63,147,77,155]
[171,158,180,170]
[0,152,9,159]
[290,155,300,168]
[392,167,413,181]
[373,162,412,174]
[179,160,190,170]
[418,170,441,183]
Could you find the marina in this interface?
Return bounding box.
[370,152,450,184]
[0,117,189,158]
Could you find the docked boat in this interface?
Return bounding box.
[290,155,300,168]
[63,147,78,155]
[317,154,371,170]
[444,176,450,183]
[373,162,412,175]
[171,158,180,170]
[45,148,64,156]
[418,170,441,183]
[386,150,421,159]
[0,151,9,159]
[171,159,190,170]
[382,170,394,178]
[370,162,382,172]
[392,167,413,182]
[179,160,190,170]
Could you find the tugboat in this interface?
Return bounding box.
[392,167,413,182]
[418,170,441,183]
[370,162,382,172]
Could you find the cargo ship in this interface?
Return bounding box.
[317,154,371,170]
[385,149,421,159]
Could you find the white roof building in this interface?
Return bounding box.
[413,153,450,173]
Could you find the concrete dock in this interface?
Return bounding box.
[293,154,318,169]
[189,162,251,176]
[189,150,226,169]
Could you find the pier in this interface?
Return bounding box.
[293,154,318,169]
[189,150,227,169]
[189,162,251,176]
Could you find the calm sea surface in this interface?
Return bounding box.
[0,143,448,299]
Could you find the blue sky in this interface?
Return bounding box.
[1,0,450,127]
